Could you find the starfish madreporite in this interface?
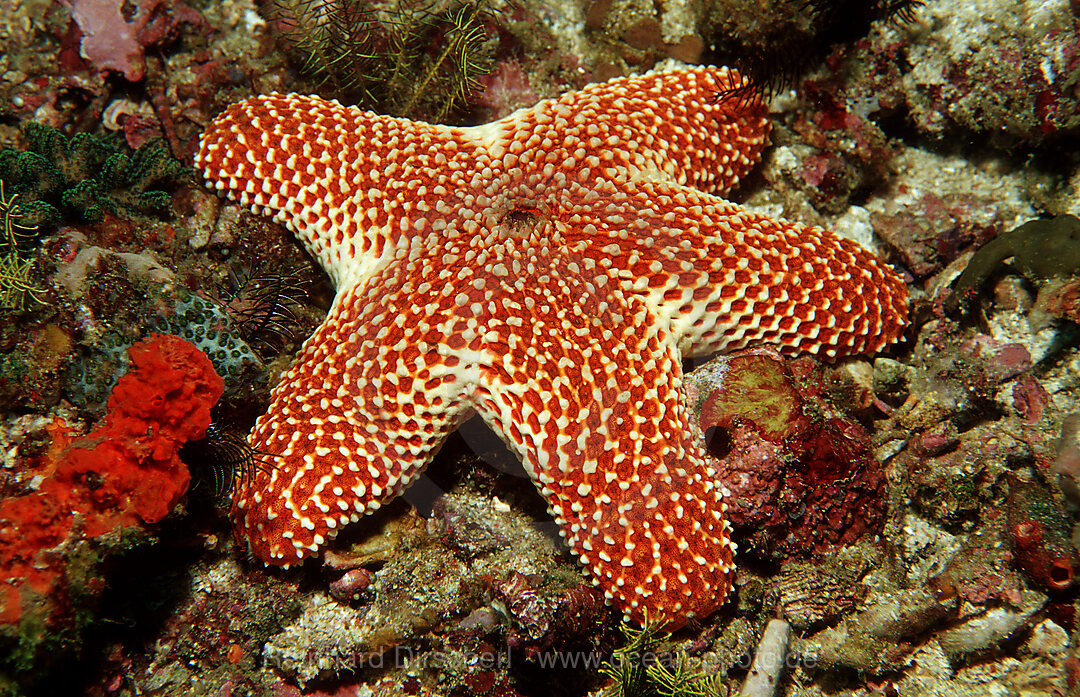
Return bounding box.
[196,66,908,628]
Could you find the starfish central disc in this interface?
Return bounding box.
[196,66,908,628]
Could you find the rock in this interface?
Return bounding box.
[936,590,1046,662]
[688,350,886,561]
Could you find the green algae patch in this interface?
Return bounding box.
[955,214,1080,307]
[699,354,802,443]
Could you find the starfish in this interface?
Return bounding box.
[196,66,908,628]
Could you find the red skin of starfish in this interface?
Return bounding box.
[196,67,908,629]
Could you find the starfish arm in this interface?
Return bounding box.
[563,180,909,358]
[472,65,768,197]
[233,265,474,565]
[196,94,486,287]
[465,232,735,628]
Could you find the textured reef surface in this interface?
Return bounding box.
[0,0,1077,695]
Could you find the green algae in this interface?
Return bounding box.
[955,214,1080,308]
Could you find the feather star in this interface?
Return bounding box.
[196,66,908,628]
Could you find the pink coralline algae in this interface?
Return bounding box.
[688,350,885,560]
[0,334,223,629]
[67,0,209,82]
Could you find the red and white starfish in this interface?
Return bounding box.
[196,66,908,628]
